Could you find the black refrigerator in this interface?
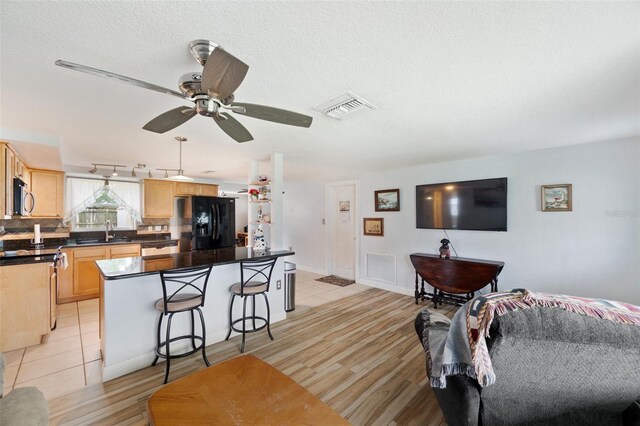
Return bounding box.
[191,196,236,250]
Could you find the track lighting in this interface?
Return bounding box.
[148,169,153,178]
[164,170,169,178]
[87,163,147,178]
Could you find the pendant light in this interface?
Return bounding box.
[112,166,118,176]
[167,136,193,181]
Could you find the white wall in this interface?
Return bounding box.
[282,181,327,274]
[233,194,248,234]
[285,138,640,304]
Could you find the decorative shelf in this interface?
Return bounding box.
[249,200,271,203]
[249,181,271,186]
[249,222,272,225]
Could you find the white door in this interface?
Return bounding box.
[331,184,356,280]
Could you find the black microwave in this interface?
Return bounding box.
[13,178,35,216]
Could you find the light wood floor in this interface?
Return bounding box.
[48,288,457,425]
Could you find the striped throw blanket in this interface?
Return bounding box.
[425,289,640,388]
[467,289,640,386]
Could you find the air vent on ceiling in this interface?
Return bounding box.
[313,92,376,120]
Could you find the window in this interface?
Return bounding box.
[65,177,141,231]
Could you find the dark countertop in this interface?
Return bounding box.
[0,238,179,265]
[96,248,295,280]
[0,252,57,266]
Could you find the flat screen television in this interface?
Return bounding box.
[416,178,507,231]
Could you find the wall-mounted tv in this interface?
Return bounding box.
[416,177,507,231]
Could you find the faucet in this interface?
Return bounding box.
[105,220,114,242]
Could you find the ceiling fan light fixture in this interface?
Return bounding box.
[188,40,220,66]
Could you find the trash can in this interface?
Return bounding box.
[284,261,296,312]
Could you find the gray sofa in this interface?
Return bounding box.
[415,305,640,426]
[0,354,49,425]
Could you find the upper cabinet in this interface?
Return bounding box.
[175,182,198,196]
[198,184,218,196]
[174,182,218,197]
[145,180,218,218]
[143,179,175,218]
[30,170,64,218]
[1,143,63,219]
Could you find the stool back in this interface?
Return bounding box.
[159,265,213,313]
[239,257,278,296]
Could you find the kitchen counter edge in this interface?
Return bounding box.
[96,249,295,280]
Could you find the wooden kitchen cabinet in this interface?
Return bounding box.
[73,247,108,298]
[174,182,218,197]
[58,243,141,303]
[175,182,198,196]
[109,244,141,258]
[197,184,218,196]
[30,169,64,218]
[143,179,175,218]
[143,257,175,272]
[0,262,51,352]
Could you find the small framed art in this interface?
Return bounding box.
[541,184,572,212]
[374,189,400,212]
[363,218,384,236]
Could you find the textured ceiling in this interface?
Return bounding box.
[1,1,638,183]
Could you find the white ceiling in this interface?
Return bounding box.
[1,1,638,183]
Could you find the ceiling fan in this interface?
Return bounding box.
[55,40,313,143]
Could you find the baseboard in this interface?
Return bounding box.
[357,278,415,297]
[102,312,288,382]
[296,265,327,276]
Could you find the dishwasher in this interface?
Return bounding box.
[140,240,179,256]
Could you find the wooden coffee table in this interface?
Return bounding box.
[147,354,349,425]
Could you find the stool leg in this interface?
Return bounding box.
[196,308,210,367]
[151,312,163,366]
[252,294,257,330]
[163,313,174,384]
[241,296,248,353]
[225,294,236,341]
[190,309,196,350]
[263,292,274,341]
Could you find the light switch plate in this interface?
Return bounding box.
[276,279,282,290]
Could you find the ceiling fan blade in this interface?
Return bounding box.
[55,60,190,101]
[213,113,253,143]
[143,107,196,133]
[201,49,249,100]
[230,103,313,128]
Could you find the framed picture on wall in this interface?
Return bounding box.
[363,218,384,236]
[541,184,572,212]
[374,189,400,211]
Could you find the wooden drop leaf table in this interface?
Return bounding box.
[410,253,505,307]
[147,354,349,425]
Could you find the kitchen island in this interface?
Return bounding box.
[96,247,294,381]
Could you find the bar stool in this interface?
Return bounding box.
[225,257,278,353]
[151,265,213,383]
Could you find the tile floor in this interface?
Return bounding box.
[2,298,101,400]
[1,270,367,401]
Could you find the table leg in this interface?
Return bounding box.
[414,272,419,304]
